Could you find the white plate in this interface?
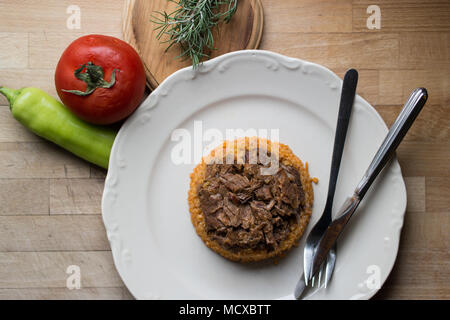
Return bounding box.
[102,50,406,300]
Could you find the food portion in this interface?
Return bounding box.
[188,138,314,262]
[55,34,146,125]
[200,159,305,251]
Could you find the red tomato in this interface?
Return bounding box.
[55,34,146,125]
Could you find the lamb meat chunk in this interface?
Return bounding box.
[250,200,272,226]
[243,163,259,178]
[240,205,255,230]
[266,199,276,211]
[216,209,231,227]
[223,197,241,227]
[247,226,264,248]
[201,177,220,194]
[286,183,300,209]
[255,185,272,201]
[236,191,252,203]
[273,222,290,242]
[203,212,224,231]
[199,189,223,215]
[220,173,250,193]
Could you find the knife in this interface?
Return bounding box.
[309,88,428,279]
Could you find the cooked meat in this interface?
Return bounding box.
[255,185,272,201]
[219,173,250,193]
[199,189,223,215]
[240,205,254,230]
[198,152,306,252]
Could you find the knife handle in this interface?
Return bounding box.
[324,69,358,215]
[355,88,428,199]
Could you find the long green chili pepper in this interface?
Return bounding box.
[0,86,117,169]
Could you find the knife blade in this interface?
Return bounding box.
[309,195,361,279]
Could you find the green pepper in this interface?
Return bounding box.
[0,86,116,169]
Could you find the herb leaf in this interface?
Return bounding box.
[151,0,238,69]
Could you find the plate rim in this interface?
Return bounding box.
[102,49,406,300]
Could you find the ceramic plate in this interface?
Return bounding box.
[102,50,406,300]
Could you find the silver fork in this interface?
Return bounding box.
[295,69,358,299]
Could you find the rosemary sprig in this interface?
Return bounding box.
[151,0,238,69]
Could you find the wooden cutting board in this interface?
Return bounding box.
[122,0,264,89]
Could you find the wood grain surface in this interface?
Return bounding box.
[0,0,448,300]
[122,0,264,89]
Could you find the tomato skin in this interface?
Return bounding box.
[55,34,146,125]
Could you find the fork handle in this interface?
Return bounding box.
[355,88,428,199]
[325,69,358,214]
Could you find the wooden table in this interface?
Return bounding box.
[0,0,448,300]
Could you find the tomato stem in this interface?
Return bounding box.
[62,62,119,96]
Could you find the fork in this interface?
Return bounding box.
[295,69,358,298]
